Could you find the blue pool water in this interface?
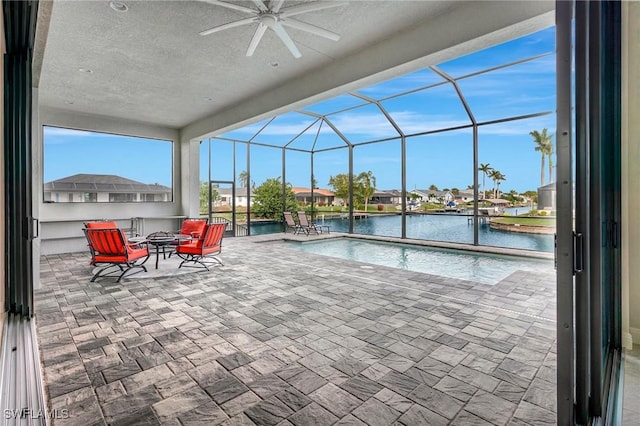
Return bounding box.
[250,212,554,252]
[283,238,554,285]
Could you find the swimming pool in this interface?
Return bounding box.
[283,238,554,285]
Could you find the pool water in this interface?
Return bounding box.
[283,238,554,285]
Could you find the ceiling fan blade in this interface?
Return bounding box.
[281,18,340,41]
[199,17,257,36]
[251,0,268,12]
[272,22,301,58]
[246,23,268,56]
[280,1,348,18]
[200,0,257,15]
[270,0,285,13]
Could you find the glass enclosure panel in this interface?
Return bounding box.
[250,145,285,220]
[285,150,312,190]
[314,124,349,151]
[43,126,173,203]
[207,139,235,181]
[406,130,473,244]
[457,54,556,123]
[313,148,349,223]
[325,103,400,144]
[286,149,312,220]
[302,93,369,115]
[437,26,555,78]
[285,119,323,151]
[235,142,249,228]
[252,112,317,147]
[352,140,401,237]
[477,115,556,252]
[218,117,273,141]
[381,83,472,135]
[356,68,445,100]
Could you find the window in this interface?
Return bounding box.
[43,126,173,203]
[109,193,136,202]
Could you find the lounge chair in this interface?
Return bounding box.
[174,223,225,270]
[84,227,150,282]
[297,211,326,234]
[283,211,307,235]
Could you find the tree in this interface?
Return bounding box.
[428,184,439,191]
[478,163,493,199]
[489,170,506,198]
[328,174,350,204]
[522,190,538,203]
[311,175,318,189]
[199,181,218,214]
[238,170,249,188]
[504,189,520,205]
[356,171,376,211]
[530,128,553,187]
[252,177,299,219]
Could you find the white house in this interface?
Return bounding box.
[43,173,172,203]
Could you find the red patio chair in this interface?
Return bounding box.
[174,223,225,270]
[168,218,208,257]
[177,218,208,239]
[84,228,150,282]
[83,220,119,263]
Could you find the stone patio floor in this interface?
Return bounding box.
[35,234,557,425]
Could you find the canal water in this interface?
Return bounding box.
[250,208,555,253]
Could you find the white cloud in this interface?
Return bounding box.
[44,127,94,137]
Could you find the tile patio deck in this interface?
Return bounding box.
[35,233,557,425]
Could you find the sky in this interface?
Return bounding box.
[44,25,556,194]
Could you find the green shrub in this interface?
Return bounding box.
[539,210,548,216]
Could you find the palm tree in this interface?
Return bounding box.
[478,163,493,199]
[356,171,376,211]
[495,171,506,198]
[547,140,554,183]
[489,170,506,198]
[529,128,553,187]
[238,170,249,188]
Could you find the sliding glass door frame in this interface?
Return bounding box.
[556,1,622,424]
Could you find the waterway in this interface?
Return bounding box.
[250,207,555,253]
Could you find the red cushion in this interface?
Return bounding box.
[86,221,117,229]
[180,220,206,238]
[94,254,127,263]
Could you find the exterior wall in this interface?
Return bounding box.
[537,187,556,210]
[622,1,639,349]
[36,107,182,255]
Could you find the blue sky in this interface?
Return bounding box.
[44,127,173,186]
[44,26,556,194]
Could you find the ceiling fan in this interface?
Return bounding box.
[200,0,347,58]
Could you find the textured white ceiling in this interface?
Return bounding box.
[36,0,555,136]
